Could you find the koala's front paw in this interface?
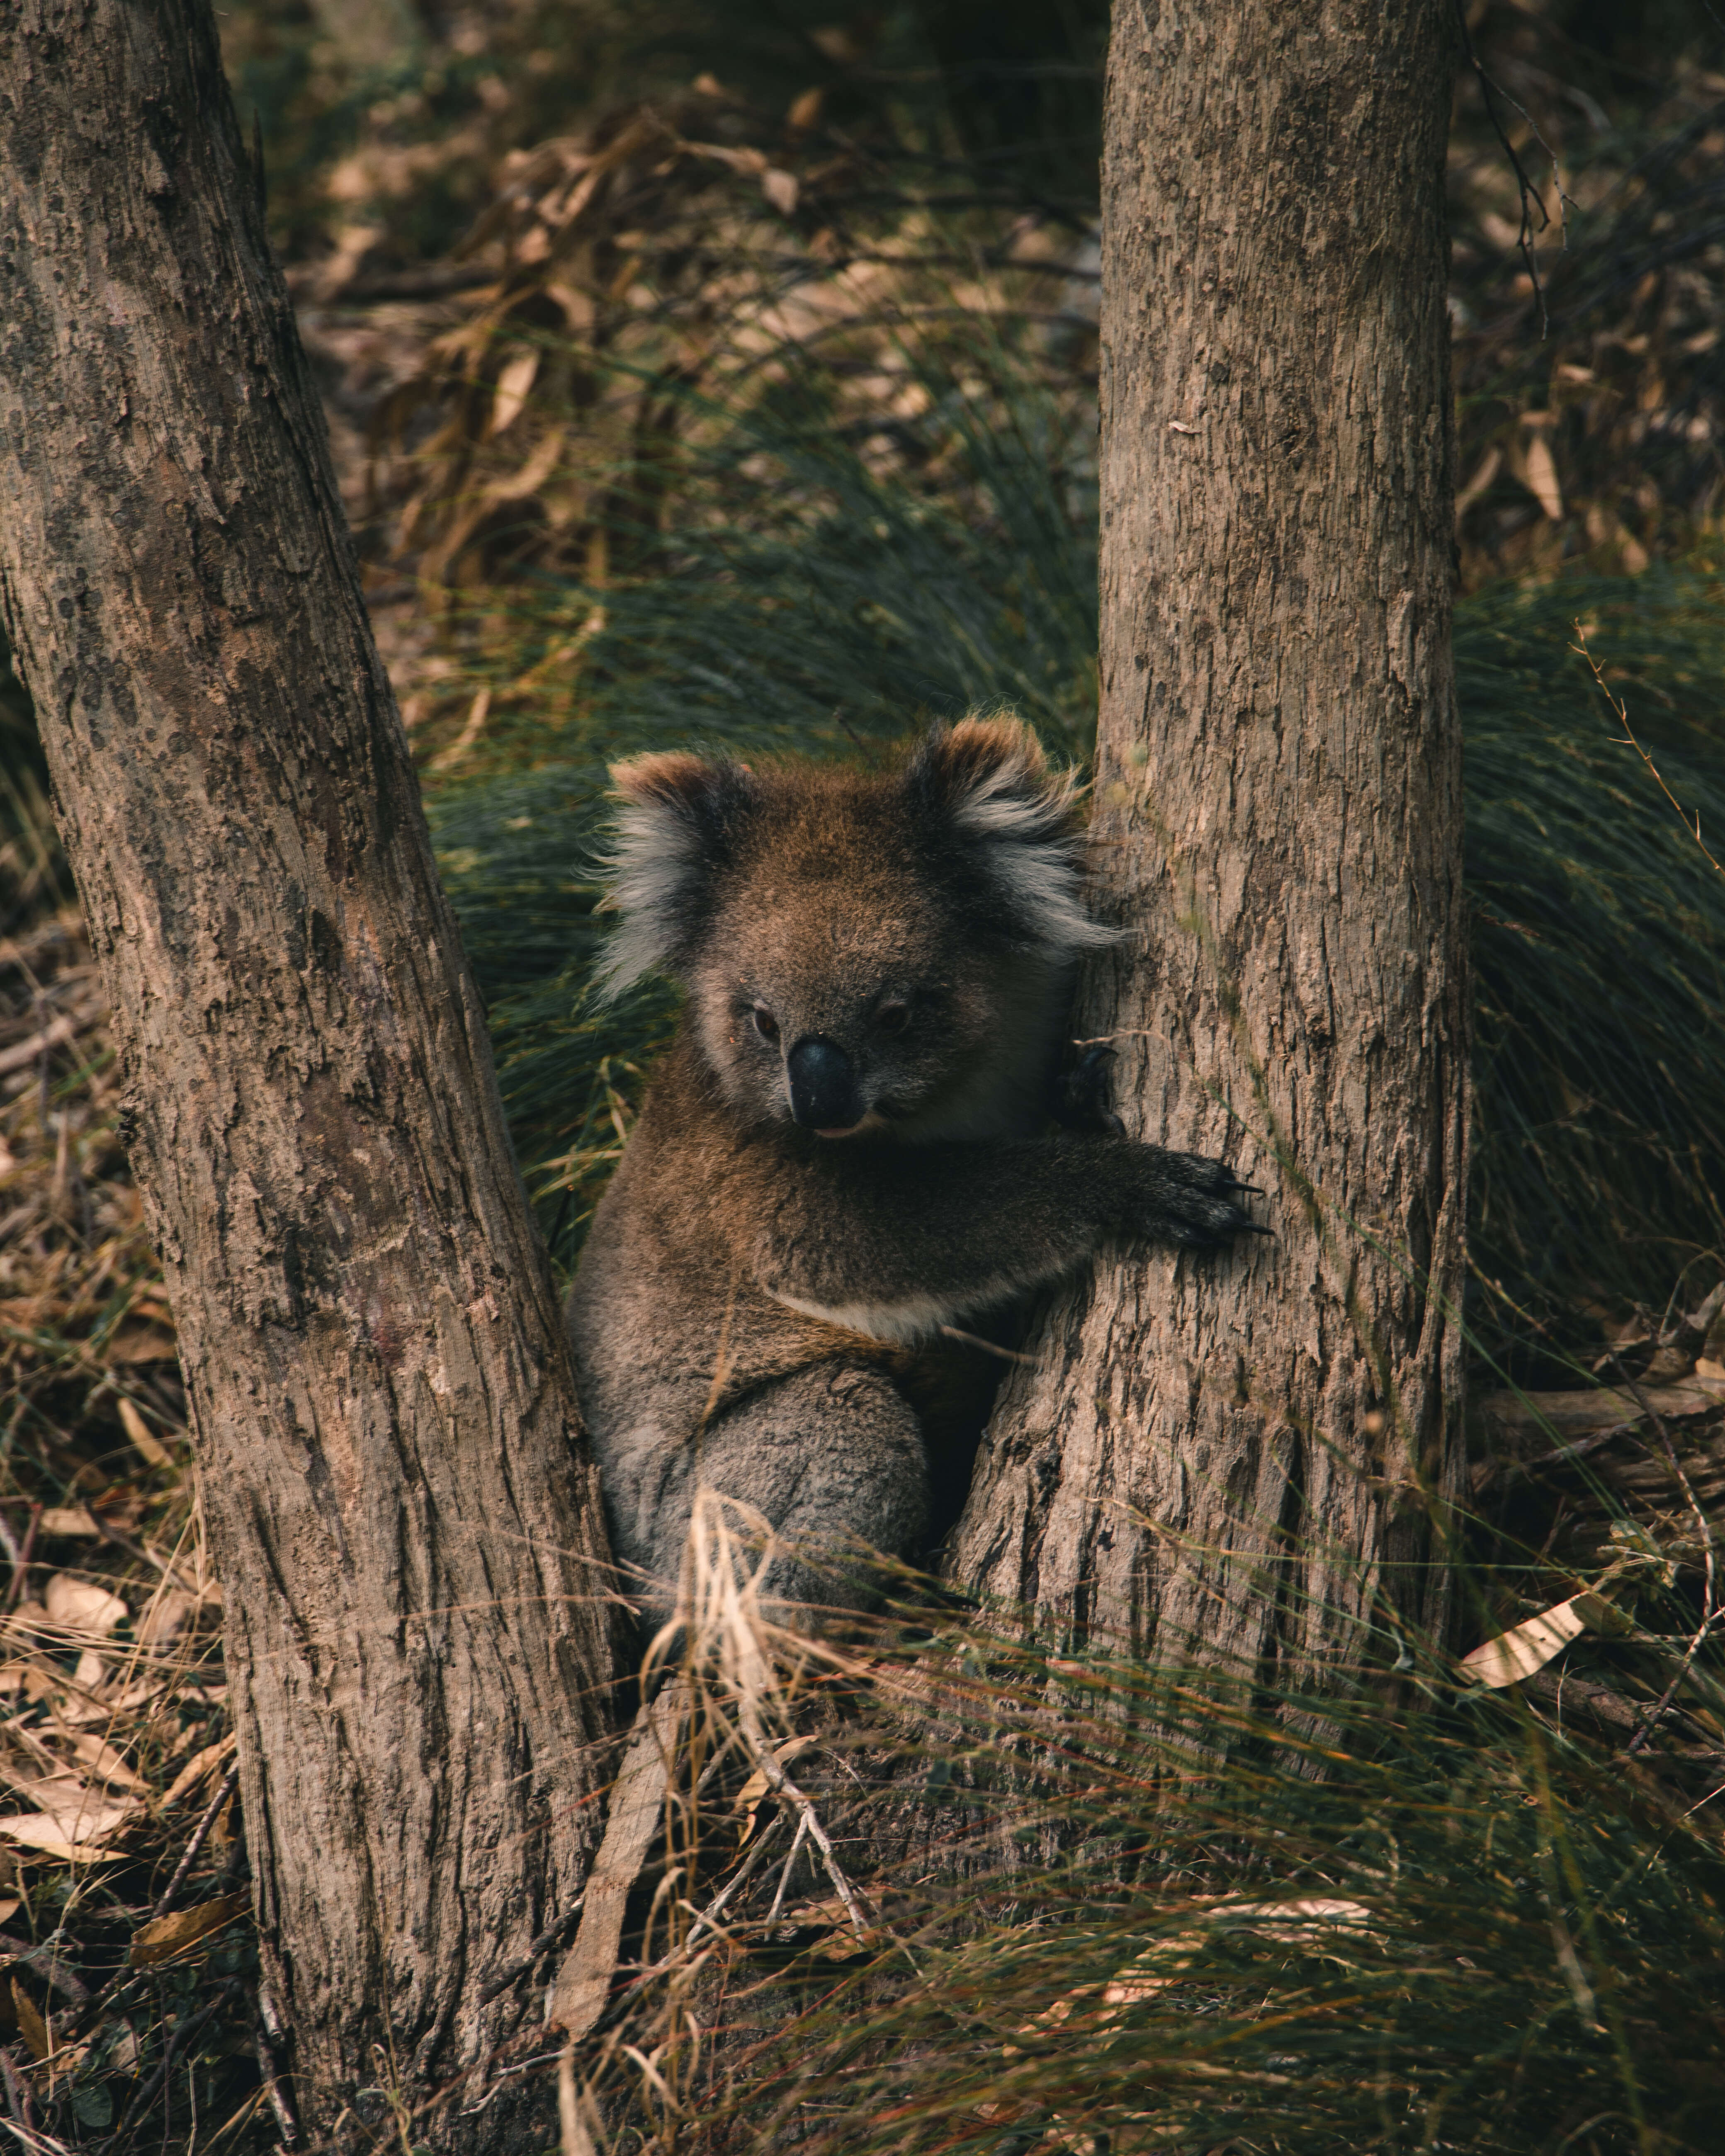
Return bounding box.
[1136,1149,1269,1251]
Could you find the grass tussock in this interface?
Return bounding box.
[409,351,1725,1366]
[552,1491,1725,2156]
[2,901,1723,2151]
[5,333,1725,2152]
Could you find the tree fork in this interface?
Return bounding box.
[0,1,622,2138]
[954,2,1468,1684]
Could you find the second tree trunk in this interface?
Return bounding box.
[955,2,1468,1684]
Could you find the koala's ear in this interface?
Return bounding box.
[906,715,1115,954]
[595,752,757,998]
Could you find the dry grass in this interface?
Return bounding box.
[5,908,1725,2154]
[546,1370,1725,2156]
[0,914,258,2149]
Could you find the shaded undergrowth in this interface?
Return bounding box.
[415,355,1725,1372]
[547,1483,1725,2156]
[5,891,1724,2152]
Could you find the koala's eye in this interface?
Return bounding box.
[752,1005,780,1042]
[875,1000,910,1037]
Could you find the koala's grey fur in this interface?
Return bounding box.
[567,716,1261,1625]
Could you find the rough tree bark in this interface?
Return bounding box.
[954,1,1468,1684]
[0,1,622,2140]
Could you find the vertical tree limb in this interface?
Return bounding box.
[0,1,623,2137]
[957,0,1469,1693]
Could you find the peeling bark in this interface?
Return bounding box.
[955,1,1468,1687]
[0,1,622,2138]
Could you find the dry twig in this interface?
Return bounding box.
[149,1760,240,1921]
[1574,621,1724,879]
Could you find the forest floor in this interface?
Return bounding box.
[3,5,1725,2145]
[4,876,1725,2151]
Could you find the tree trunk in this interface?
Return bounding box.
[953,2,1467,1687]
[0,2,622,2140]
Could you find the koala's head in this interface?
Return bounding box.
[596,716,1117,1141]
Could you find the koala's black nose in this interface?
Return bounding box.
[786,1036,862,1132]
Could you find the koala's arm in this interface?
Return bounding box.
[732,1135,1262,1343]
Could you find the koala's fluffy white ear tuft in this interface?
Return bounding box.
[909,714,1116,954]
[595,752,756,998]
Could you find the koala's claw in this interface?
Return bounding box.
[1147,1151,1271,1251]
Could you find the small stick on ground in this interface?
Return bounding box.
[734,1695,870,1939]
[761,1813,809,1937]
[253,2015,299,2148]
[477,1896,588,2006]
[151,1762,241,1921]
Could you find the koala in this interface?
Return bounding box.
[566,715,1261,1625]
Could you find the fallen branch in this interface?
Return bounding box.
[252,2014,298,2149]
[550,1675,691,2041]
[477,1897,588,2006]
[150,1761,240,1921]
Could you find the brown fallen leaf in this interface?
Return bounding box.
[0,1816,125,1862]
[116,1396,173,1469]
[1091,1898,1378,2010]
[37,1507,100,1539]
[135,1585,197,1648]
[129,1891,250,1968]
[54,1676,162,1728]
[43,1575,126,1638]
[1460,1589,1631,1690]
[765,1897,882,1961]
[551,1676,687,2041]
[1520,430,1563,521]
[105,1323,178,1364]
[0,1761,83,1806]
[733,1734,820,1845]
[489,347,539,435]
[1206,1895,1375,1943]
[162,1732,236,1808]
[0,1768,136,1857]
[68,1735,146,1793]
[69,1651,107,1693]
[10,1977,47,2061]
